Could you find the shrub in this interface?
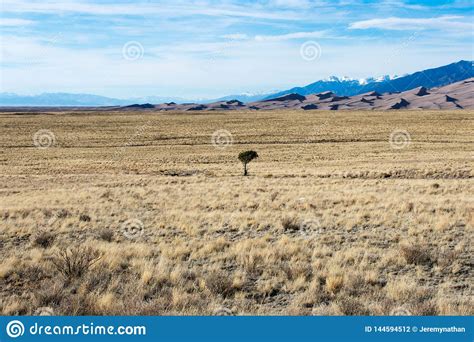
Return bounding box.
[336,297,370,315]
[281,216,300,231]
[437,249,459,268]
[51,246,102,279]
[79,214,91,222]
[32,230,55,248]
[97,228,114,242]
[400,244,431,265]
[205,270,235,298]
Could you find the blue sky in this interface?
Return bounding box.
[1,0,473,99]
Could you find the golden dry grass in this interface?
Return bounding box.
[0,109,472,316]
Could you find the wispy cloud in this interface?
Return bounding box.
[266,0,314,9]
[254,31,328,41]
[221,31,329,42]
[221,33,250,40]
[0,18,35,26]
[349,15,472,31]
[2,0,305,20]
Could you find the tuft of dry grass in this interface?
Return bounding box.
[399,243,432,265]
[326,274,344,295]
[79,214,91,222]
[32,230,56,248]
[205,269,236,298]
[281,216,300,232]
[97,228,114,242]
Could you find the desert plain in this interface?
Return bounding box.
[0,109,472,316]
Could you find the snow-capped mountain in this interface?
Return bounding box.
[263,60,473,100]
[320,75,401,84]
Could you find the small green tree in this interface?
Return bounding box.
[238,150,258,176]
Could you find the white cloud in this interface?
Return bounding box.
[221,33,250,40]
[220,31,330,42]
[349,15,473,31]
[1,0,305,21]
[0,18,35,26]
[267,0,313,9]
[254,31,328,41]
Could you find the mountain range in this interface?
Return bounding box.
[0,60,472,106]
[126,77,474,111]
[0,93,193,107]
[263,60,473,100]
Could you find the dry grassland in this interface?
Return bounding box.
[0,109,472,316]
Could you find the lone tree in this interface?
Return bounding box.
[238,150,258,176]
